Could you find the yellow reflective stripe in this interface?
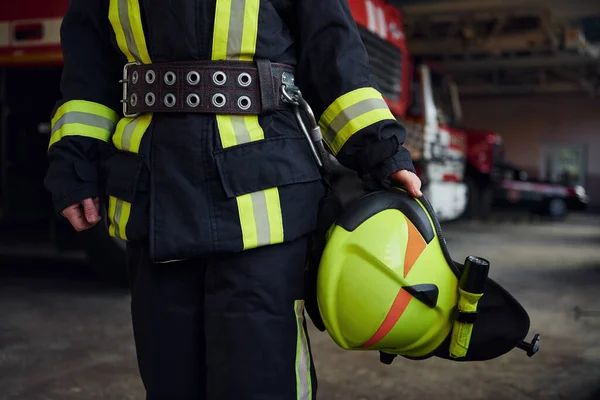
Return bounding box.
[212,0,282,250]
[240,0,260,61]
[245,116,265,142]
[107,196,118,238]
[106,0,152,243]
[236,188,284,250]
[49,124,113,148]
[212,0,232,60]
[49,101,119,148]
[108,114,153,241]
[127,0,152,64]
[318,87,395,155]
[216,115,238,148]
[294,300,312,400]
[108,0,135,63]
[109,0,151,64]
[237,194,258,250]
[51,100,118,127]
[264,188,284,244]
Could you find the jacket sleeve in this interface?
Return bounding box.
[44,0,123,214]
[291,0,415,184]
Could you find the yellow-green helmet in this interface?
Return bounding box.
[308,188,538,363]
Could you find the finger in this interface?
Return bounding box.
[408,176,423,198]
[63,205,93,232]
[82,198,100,224]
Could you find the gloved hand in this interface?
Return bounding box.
[61,197,101,231]
[391,170,423,198]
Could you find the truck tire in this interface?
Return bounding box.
[76,207,128,287]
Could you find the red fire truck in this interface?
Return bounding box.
[348,0,469,221]
[0,0,471,280]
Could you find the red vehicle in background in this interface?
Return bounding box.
[0,0,125,280]
[347,0,469,221]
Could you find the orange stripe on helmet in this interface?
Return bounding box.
[403,216,427,278]
[359,289,413,348]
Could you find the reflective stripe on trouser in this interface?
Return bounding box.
[318,87,396,155]
[107,0,153,241]
[48,100,119,149]
[212,0,285,250]
[295,300,313,400]
[126,236,317,399]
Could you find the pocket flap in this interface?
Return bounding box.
[214,136,322,198]
[103,151,147,203]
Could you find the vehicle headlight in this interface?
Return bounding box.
[575,185,586,197]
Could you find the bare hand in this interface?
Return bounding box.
[61,197,101,231]
[391,170,423,198]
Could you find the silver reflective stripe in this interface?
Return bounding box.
[228,0,245,58]
[230,115,252,145]
[120,118,139,151]
[250,191,270,247]
[324,97,389,143]
[113,200,123,239]
[295,300,311,400]
[118,0,142,63]
[51,112,116,135]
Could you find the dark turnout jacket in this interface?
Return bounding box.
[44,0,415,262]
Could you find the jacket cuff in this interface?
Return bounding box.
[52,184,99,215]
[370,146,416,187]
[45,158,100,215]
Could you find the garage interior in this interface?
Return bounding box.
[398,0,600,209]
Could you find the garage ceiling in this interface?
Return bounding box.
[391,0,600,96]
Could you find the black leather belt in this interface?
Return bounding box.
[120,59,296,117]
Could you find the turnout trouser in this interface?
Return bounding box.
[126,237,317,400]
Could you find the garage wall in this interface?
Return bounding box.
[460,95,600,211]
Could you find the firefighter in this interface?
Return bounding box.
[44,0,422,399]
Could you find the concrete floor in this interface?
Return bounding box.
[1,214,599,400]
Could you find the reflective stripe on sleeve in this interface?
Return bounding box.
[212,0,284,250]
[107,0,153,241]
[318,87,396,155]
[48,100,119,149]
[294,300,313,400]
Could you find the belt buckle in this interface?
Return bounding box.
[120,62,141,118]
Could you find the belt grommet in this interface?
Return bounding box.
[130,93,138,107]
[237,95,251,110]
[237,72,252,87]
[164,93,177,107]
[145,92,155,106]
[132,71,139,85]
[186,71,201,85]
[212,71,227,86]
[145,70,156,84]
[186,93,201,107]
[164,71,176,86]
[212,93,227,108]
